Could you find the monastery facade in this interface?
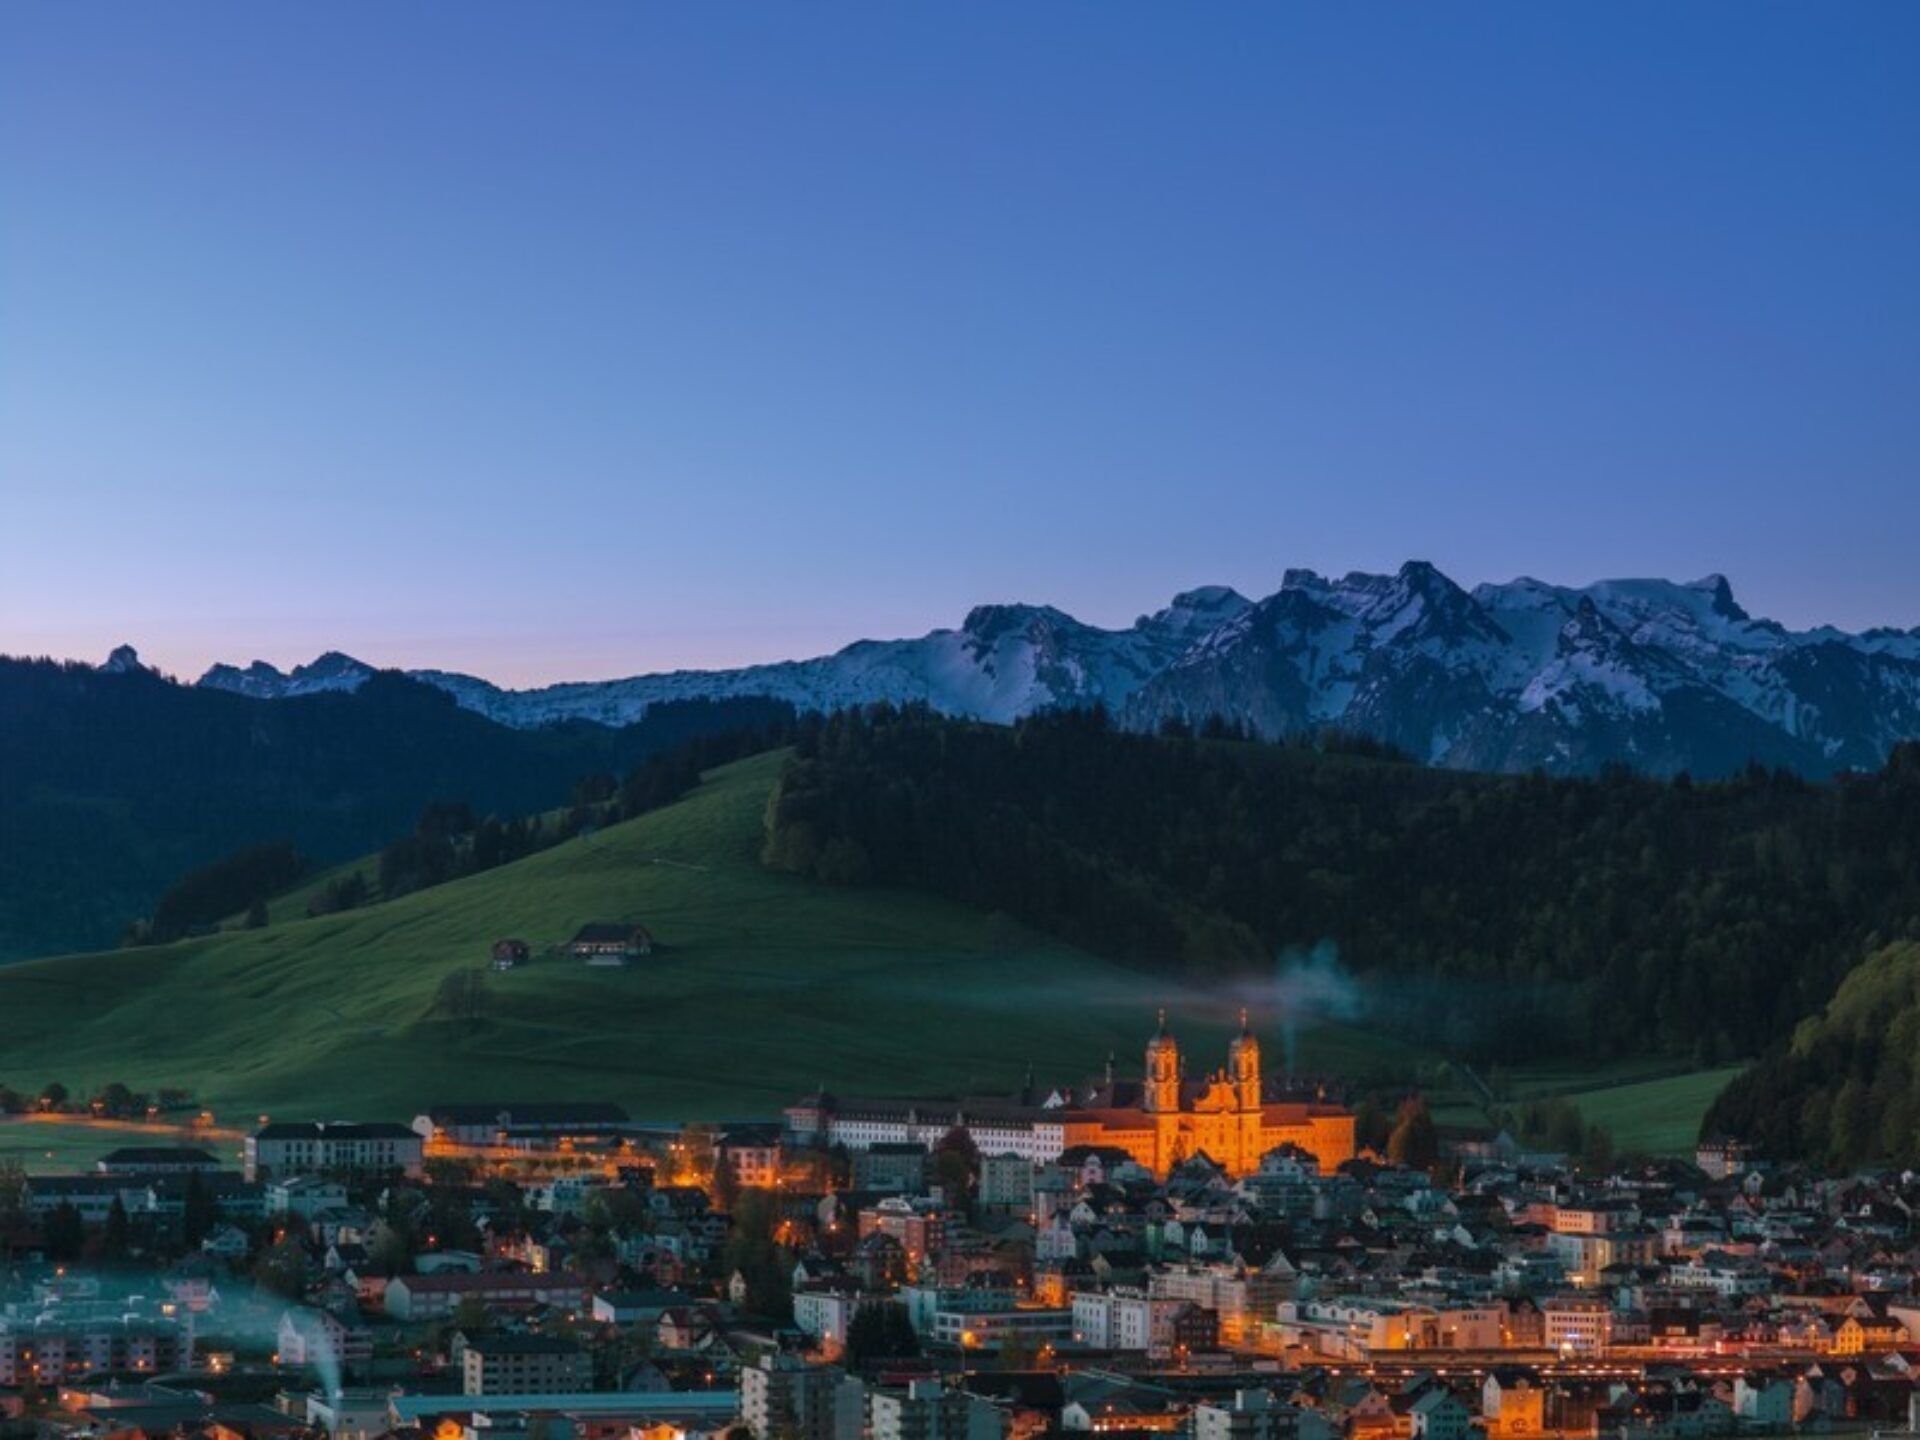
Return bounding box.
[785,1013,1355,1180]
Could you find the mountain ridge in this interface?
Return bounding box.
[183,562,1920,776]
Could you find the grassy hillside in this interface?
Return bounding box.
[0,752,1419,1125]
[1555,1067,1744,1156]
[0,1118,243,1174]
[0,656,794,961]
[1706,940,1920,1168]
[1428,1060,1741,1157]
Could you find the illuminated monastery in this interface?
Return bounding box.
[785,1011,1355,1179]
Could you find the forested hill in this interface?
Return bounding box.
[0,656,791,961]
[1705,940,1920,1169]
[763,706,1920,1065]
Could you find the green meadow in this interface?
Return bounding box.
[0,753,1417,1127]
[1555,1066,1746,1156]
[0,1119,243,1175]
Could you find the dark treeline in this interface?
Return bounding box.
[368,708,802,904]
[126,704,805,933]
[141,839,308,943]
[763,705,1920,1064]
[376,800,534,901]
[0,652,796,960]
[1705,940,1920,1169]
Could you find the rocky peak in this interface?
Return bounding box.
[1689,574,1748,623]
[960,603,1079,648]
[294,651,374,682]
[1140,586,1253,643]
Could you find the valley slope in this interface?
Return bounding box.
[0,752,1409,1123]
[0,656,789,960]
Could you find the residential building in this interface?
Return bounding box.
[1272,1299,1505,1359]
[1408,1390,1472,1440]
[245,1122,423,1181]
[794,1288,869,1349]
[1070,1288,1183,1354]
[870,1379,1009,1440]
[978,1154,1036,1212]
[462,1334,592,1396]
[490,938,532,970]
[266,1176,347,1218]
[1483,1371,1547,1437]
[720,1126,784,1188]
[277,1308,372,1376]
[95,1148,222,1177]
[1193,1390,1334,1440]
[856,1143,930,1194]
[860,1197,948,1264]
[413,1101,636,1148]
[1150,1266,1259,1346]
[590,1289,693,1325]
[0,1318,193,1386]
[382,1272,589,1322]
[24,1177,150,1224]
[740,1352,865,1440]
[1544,1297,1614,1354]
[929,1307,1072,1350]
[565,923,654,965]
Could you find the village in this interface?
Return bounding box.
[0,1018,1917,1440]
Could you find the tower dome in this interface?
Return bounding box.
[1143,1009,1180,1112]
[1146,1007,1176,1056]
[1228,1007,1261,1108]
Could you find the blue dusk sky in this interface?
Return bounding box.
[3,5,1916,685]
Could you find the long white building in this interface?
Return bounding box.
[245,1121,423,1181]
[786,1094,1070,1164]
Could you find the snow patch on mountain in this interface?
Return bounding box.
[189,565,1920,776]
[200,651,375,699]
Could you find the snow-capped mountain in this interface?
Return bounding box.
[1125,565,1920,774]
[198,650,377,699]
[200,586,1255,729]
[191,564,1920,776]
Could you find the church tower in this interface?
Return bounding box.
[1143,1010,1181,1113]
[1228,1008,1262,1112]
[1229,1008,1264,1173]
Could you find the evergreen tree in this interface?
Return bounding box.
[710,1153,742,1212]
[44,1201,84,1261]
[253,1235,310,1298]
[1351,1096,1392,1154]
[1580,1124,1615,1173]
[930,1127,980,1214]
[183,1171,217,1245]
[846,1301,919,1367]
[720,1189,791,1321]
[103,1196,131,1259]
[1386,1095,1439,1169]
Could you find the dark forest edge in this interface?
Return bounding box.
[1704,938,1920,1172]
[762,704,1920,1166]
[122,708,806,946]
[0,653,796,959]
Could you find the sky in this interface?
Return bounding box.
[3,5,1917,686]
